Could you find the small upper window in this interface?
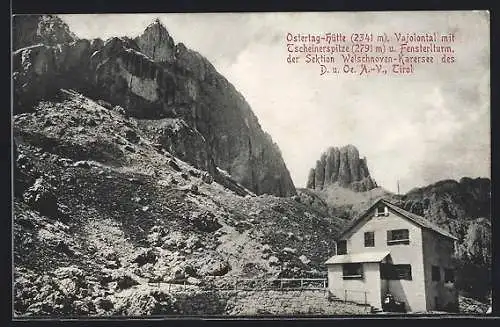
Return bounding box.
[337,240,347,255]
[375,204,388,217]
[387,229,410,245]
[364,231,375,247]
[432,266,441,281]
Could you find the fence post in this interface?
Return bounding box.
[300,279,303,289]
[323,279,326,289]
[364,291,367,305]
[234,279,237,291]
[344,289,347,302]
[280,279,283,290]
[168,283,171,292]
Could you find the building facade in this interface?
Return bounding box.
[325,199,459,312]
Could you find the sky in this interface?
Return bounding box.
[58,11,490,194]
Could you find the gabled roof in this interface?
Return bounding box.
[338,198,458,241]
[325,250,390,265]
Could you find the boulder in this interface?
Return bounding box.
[190,184,199,193]
[132,248,158,266]
[72,160,93,168]
[111,270,140,290]
[54,240,75,256]
[268,256,280,266]
[188,211,221,232]
[94,297,114,311]
[201,172,214,184]
[125,129,140,143]
[23,177,59,218]
[299,255,311,265]
[196,257,231,277]
[147,232,163,247]
[167,159,181,172]
[186,277,202,286]
[96,99,113,109]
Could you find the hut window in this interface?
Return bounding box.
[343,263,363,279]
[337,240,347,255]
[375,204,388,217]
[364,231,375,247]
[387,229,410,245]
[381,264,412,280]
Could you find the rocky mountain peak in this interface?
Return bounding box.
[306,145,377,192]
[12,14,297,198]
[145,18,169,36]
[13,14,76,50]
[134,18,176,63]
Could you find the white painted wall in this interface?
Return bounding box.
[328,262,381,308]
[336,206,427,312]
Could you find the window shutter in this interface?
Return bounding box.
[384,206,389,216]
[432,266,441,281]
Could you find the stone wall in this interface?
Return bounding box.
[172,289,372,316]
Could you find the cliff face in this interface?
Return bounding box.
[12,14,77,51]
[306,145,377,192]
[392,177,491,224]
[12,15,296,197]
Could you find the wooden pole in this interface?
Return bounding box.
[345,289,347,302]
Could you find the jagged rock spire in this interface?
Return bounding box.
[134,17,176,63]
[306,145,377,192]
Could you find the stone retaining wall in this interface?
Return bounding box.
[173,289,372,316]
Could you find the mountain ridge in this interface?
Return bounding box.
[13,14,296,197]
